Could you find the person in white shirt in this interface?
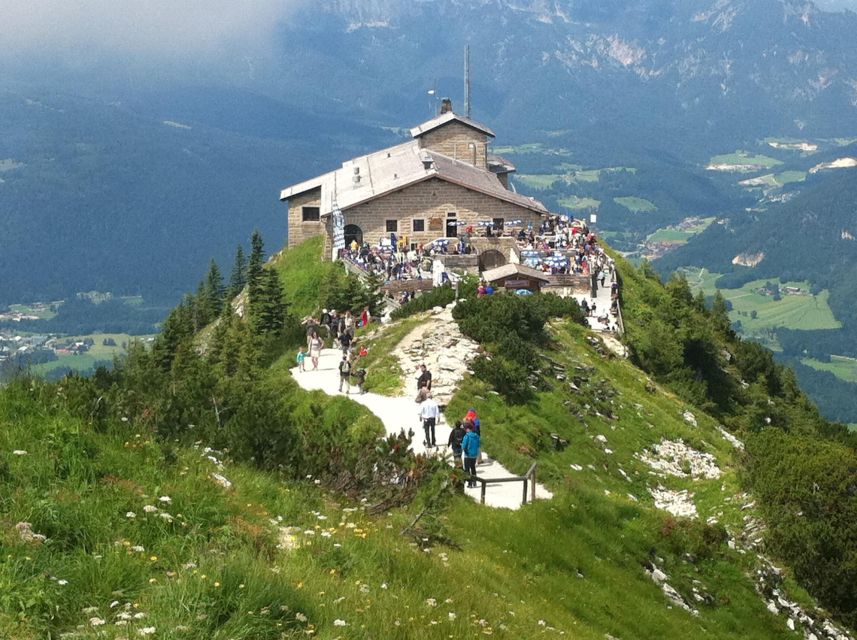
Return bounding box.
[418,392,440,448]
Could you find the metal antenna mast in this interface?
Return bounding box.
[464,44,471,117]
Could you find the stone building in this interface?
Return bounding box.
[279,101,551,264]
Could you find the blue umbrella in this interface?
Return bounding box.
[515,289,534,296]
[505,219,523,226]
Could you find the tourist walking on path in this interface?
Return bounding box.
[462,424,481,488]
[448,420,465,468]
[308,330,323,370]
[419,391,440,448]
[296,348,306,372]
[417,364,432,393]
[338,355,352,393]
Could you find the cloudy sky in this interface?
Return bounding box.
[0,0,303,63]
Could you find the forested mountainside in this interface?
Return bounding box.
[2,235,856,639]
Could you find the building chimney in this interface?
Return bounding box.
[439,98,453,115]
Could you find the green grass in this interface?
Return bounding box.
[559,195,601,210]
[802,355,857,383]
[614,196,657,212]
[707,151,783,171]
[272,236,341,318]
[357,315,425,396]
[739,171,807,188]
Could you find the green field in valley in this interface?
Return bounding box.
[683,268,841,348]
[614,196,657,212]
[31,333,150,376]
[647,218,716,245]
[559,195,601,210]
[802,355,857,384]
[707,151,783,171]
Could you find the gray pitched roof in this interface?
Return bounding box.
[280,140,548,216]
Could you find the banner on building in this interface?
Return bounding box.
[332,200,345,260]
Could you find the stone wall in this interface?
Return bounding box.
[343,177,542,250]
[418,121,489,169]
[286,187,323,249]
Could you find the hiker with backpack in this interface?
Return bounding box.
[447,420,465,468]
[338,354,352,394]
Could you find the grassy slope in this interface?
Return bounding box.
[271,236,340,319]
[1,331,800,640]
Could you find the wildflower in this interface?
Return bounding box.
[158,512,174,522]
[57,579,68,586]
[214,582,221,588]
[426,598,437,607]
[538,620,546,626]
[149,556,158,562]
[133,613,146,620]
[148,578,157,584]
[12,450,27,455]
[126,512,137,519]
[380,583,388,590]
[139,627,156,635]
[110,601,120,608]
[89,617,106,626]
[131,545,145,553]
[295,612,308,622]
[158,496,172,504]
[83,606,99,614]
[333,619,347,627]
[143,505,158,513]
[448,612,457,621]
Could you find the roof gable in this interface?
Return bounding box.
[410,112,495,139]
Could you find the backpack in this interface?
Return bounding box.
[339,360,351,375]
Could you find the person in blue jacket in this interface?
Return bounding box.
[461,423,481,488]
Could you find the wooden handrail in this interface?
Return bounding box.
[474,462,539,506]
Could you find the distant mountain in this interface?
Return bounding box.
[0,88,392,305]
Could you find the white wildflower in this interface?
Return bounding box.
[130,545,145,553]
[138,626,156,635]
[426,598,437,607]
[538,619,546,626]
[448,612,457,621]
[57,579,69,586]
[125,512,136,519]
[295,612,308,623]
[143,505,158,513]
[158,496,171,504]
[133,612,146,620]
[380,582,388,589]
[158,512,174,522]
[89,617,106,626]
[110,600,121,608]
[12,450,27,456]
[333,619,347,627]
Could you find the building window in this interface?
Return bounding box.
[385,219,398,233]
[412,219,425,233]
[302,206,320,222]
[447,211,457,218]
[493,217,505,230]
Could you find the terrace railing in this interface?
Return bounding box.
[474,462,538,507]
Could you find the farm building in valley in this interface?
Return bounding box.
[279,100,552,267]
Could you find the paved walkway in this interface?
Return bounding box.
[574,276,617,332]
[291,347,552,509]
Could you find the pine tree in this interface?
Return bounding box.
[247,230,265,295]
[227,245,248,299]
[204,259,225,319]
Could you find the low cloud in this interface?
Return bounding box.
[0,1,303,62]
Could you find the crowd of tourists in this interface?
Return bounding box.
[296,306,371,393]
[338,234,468,283]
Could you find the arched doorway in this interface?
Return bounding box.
[479,249,506,271]
[344,224,363,248]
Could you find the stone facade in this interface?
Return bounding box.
[286,187,323,249]
[340,177,541,249]
[417,121,488,169]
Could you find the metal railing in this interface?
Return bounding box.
[474,462,538,506]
